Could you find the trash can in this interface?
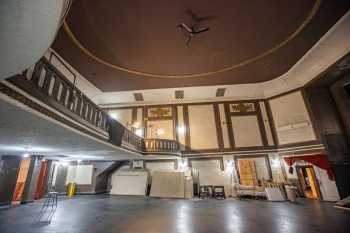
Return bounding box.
[67,183,76,197]
[285,185,297,203]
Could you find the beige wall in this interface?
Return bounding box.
[146,119,174,139]
[109,91,318,150]
[145,160,177,175]
[231,115,263,147]
[188,104,218,150]
[66,164,93,185]
[269,91,316,145]
[109,109,133,129]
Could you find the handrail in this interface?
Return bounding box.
[122,128,145,151]
[144,138,180,153]
[7,58,181,155]
[8,58,109,133]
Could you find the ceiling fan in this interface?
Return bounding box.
[177,9,215,46]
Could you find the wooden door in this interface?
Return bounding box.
[238,160,258,186]
[12,159,31,202]
[297,166,321,199]
[34,160,49,199]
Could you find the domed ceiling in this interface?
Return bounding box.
[52,0,350,91]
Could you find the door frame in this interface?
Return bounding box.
[296,165,322,200]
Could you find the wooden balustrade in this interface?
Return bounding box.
[8,57,181,155]
[144,138,180,153]
[122,129,145,151]
[10,58,109,132]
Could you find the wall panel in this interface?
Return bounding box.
[188,105,218,150]
[269,91,316,145]
[231,115,263,147]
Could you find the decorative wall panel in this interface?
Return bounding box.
[147,107,172,118]
[230,103,255,113]
[269,91,316,145]
[188,105,218,150]
[146,119,174,139]
[231,115,263,147]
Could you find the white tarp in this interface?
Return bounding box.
[110,170,148,196]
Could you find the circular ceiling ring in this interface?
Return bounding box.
[63,0,322,79]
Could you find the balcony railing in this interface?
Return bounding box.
[6,58,181,155]
[9,58,109,134]
[121,128,145,152]
[144,138,180,154]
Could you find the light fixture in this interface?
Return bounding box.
[22,153,30,158]
[177,126,186,134]
[135,129,143,137]
[225,160,233,168]
[133,122,140,129]
[179,160,188,169]
[271,158,280,168]
[109,113,117,119]
[77,159,82,163]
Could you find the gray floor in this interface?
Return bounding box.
[0,195,349,233]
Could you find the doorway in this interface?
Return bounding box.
[238,159,258,186]
[12,158,31,204]
[34,160,49,200]
[296,166,321,199]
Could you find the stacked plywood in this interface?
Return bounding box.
[150,172,185,198]
[110,170,148,196]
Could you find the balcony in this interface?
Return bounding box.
[144,138,180,155]
[4,58,181,156]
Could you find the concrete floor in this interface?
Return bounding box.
[0,195,349,233]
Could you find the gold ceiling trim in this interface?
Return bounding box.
[63,0,322,79]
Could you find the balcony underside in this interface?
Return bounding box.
[0,87,140,160]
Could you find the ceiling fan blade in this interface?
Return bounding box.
[193,27,210,34]
[181,23,192,32]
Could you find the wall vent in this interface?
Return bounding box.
[133,93,144,101]
[216,88,226,97]
[175,90,184,99]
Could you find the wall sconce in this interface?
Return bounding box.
[225,160,234,169]
[177,125,186,134]
[271,158,280,168]
[179,160,188,169]
[109,113,117,119]
[133,122,141,129]
[135,128,143,137]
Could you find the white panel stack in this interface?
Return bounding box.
[150,172,185,198]
[110,170,148,196]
